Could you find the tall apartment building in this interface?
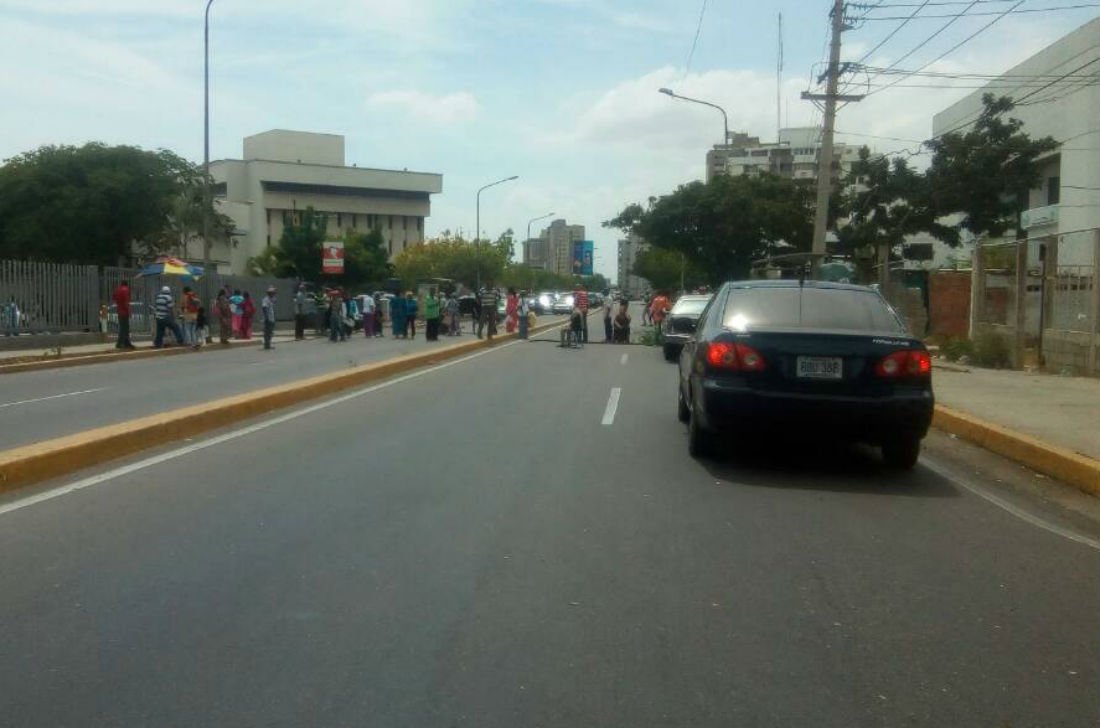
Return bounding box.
[530,219,586,277]
[201,130,443,275]
[706,127,859,182]
[617,233,650,297]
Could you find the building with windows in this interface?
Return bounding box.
[933,17,1100,269]
[527,218,586,277]
[204,130,443,275]
[617,233,650,297]
[708,127,859,182]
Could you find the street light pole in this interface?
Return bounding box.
[203,0,215,300]
[658,87,729,148]
[475,175,518,291]
[525,211,555,265]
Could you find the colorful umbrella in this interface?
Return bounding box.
[138,256,204,278]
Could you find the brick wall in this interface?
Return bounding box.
[929,271,971,338]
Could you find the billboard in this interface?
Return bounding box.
[322,241,345,275]
[572,240,594,276]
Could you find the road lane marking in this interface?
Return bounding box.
[601,388,622,426]
[620,353,628,365]
[0,388,107,410]
[0,337,547,518]
[922,458,1100,552]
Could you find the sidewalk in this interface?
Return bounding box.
[0,330,300,365]
[933,363,1100,462]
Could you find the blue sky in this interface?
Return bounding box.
[0,0,1095,279]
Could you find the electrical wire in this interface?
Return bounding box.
[851,0,932,66]
[684,0,708,75]
[861,3,1100,18]
[865,0,1025,97]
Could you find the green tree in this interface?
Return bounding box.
[836,147,955,282]
[606,174,814,284]
[148,174,236,258]
[0,143,207,266]
[925,94,1058,239]
[251,207,391,289]
[393,233,507,290]
[632,247,704,292]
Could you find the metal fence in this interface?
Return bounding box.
[2,259,299,336]
[1,259,99,335]
[971,228,1100,375]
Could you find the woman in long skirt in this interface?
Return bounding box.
[505,288,519,334]
[390,295,407,338]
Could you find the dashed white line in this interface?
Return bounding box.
[601,387,622,426]
[620,353,629,365]
[0,388,107,409]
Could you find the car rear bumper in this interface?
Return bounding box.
[696,376,934,442]
[663,333,691,347]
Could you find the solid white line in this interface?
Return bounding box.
[620,353,629,365]
[0,388,107,409]
[922,458,1100,552]
[0,340,535,518]
[601,387,622,426]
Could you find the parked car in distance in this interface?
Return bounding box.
[661,294,712,361]
[677,280,933,469]
[551,292,574,315]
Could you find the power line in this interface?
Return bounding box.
[861,3,1100,18]
[854,0,1014,5]
[862,0,981,89]
[684,0,708,75]
[852,0,931,66]
[865,0,1024,97]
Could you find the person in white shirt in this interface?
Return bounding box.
[359,293,376,338]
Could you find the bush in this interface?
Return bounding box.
[939,333,1011,368]
[973,330,1011,368]
[940,337,975,362]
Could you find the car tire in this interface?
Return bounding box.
[882,436,921,470]
[688,398,713,459]
[677,384,690,423]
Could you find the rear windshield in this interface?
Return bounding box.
[722,287,905,333]
[672,298,710,315]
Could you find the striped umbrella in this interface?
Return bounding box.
[137,256,204,279]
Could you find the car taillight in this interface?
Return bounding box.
[704,342,767,372]
[874,350,931,378]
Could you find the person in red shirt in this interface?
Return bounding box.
[112,281,135,350]
[573,284,590,343]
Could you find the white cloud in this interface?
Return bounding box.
[366,90,480,125]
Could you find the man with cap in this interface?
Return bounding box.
[262,286,278,350]
[153,285,184,348]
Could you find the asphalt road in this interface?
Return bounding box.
[2,332,1099,727]
[0,316,564,449]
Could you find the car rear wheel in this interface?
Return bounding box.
[882,436,921,470]
[677,385,690,423]
[688,398,713,459]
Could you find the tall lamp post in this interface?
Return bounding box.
[525,211,555,260]
[203,0,215,300]
[475,175,518,290]
[658,87,729,150]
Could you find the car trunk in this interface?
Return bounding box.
[713,330,926,398]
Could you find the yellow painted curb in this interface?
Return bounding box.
[933,404,1100,496]
[0,320,561,495]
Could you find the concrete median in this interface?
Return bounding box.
[933,404,1100,496]
[0,320,561,495]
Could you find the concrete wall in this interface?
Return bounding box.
[1043,329,1100,376]
[244,130,345,166]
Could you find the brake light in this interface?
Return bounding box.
[875,350,931,378]
[704,342,767,372]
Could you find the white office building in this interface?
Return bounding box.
[617,233,650,297]
[932,17,1100,268]
[198,130,442,275]
[708,128,860,182]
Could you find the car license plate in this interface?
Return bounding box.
[796,356,842,379]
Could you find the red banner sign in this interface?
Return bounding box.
[322,241,345,275]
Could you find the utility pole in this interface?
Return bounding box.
[802,0,862,277]
[203,0,215,303]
